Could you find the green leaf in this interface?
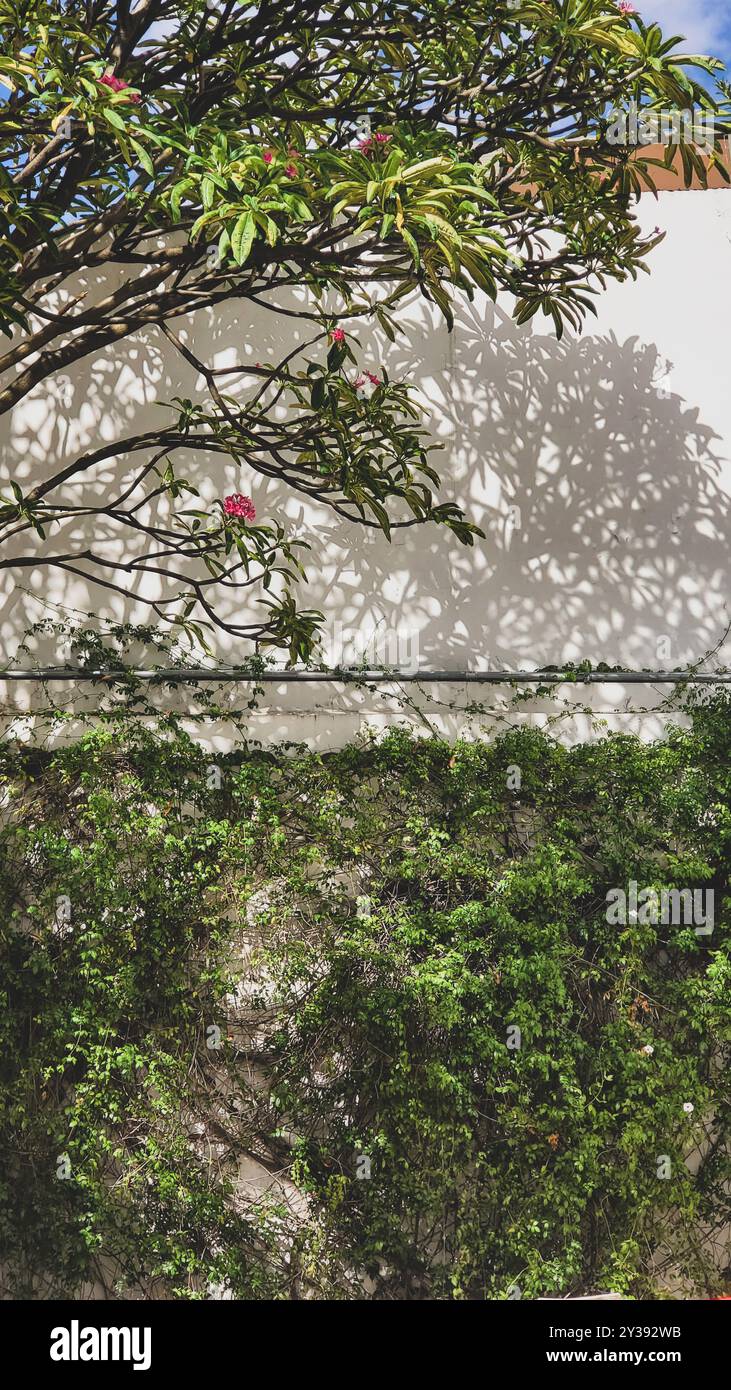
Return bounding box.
[170,180,191,221]
[231,211,256,265]
[103,107,127,132]
[130,139,154,178]
[201,176,217,210]
[401,227,420,266]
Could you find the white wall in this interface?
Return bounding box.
[1,189,729,746]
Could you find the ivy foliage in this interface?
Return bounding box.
[0,695,730,1298]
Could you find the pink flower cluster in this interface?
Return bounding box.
[618,2,635,13]
[223,493,256,521]
[330,328,346,343]
[98,72,140,103]
[359,131,392,154]
[262,148,298,177]
[355,371,381,389]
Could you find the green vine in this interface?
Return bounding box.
[1,692,729,1299]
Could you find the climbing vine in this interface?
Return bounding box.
[0,691,729,1298]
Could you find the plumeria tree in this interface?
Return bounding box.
[0,0,725,659]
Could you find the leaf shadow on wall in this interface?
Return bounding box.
[0,294,728,680]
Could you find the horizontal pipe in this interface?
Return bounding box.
[0,668,728,684]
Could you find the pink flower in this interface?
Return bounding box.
[359,131,391,153]
[98,72,140,102]
[618,1,635,13]
[354,370,382,392]
[100,73,125,92]
[223,493,256,521]
[330,328,346,343]
[262,150,274,164]
[284,163,298,178]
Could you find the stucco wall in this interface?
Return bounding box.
[1,188,729,746]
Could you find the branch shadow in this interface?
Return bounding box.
[1,287,729,682]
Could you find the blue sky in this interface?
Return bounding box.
[645,1,731,72]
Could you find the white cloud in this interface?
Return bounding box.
[642,1,729,61]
